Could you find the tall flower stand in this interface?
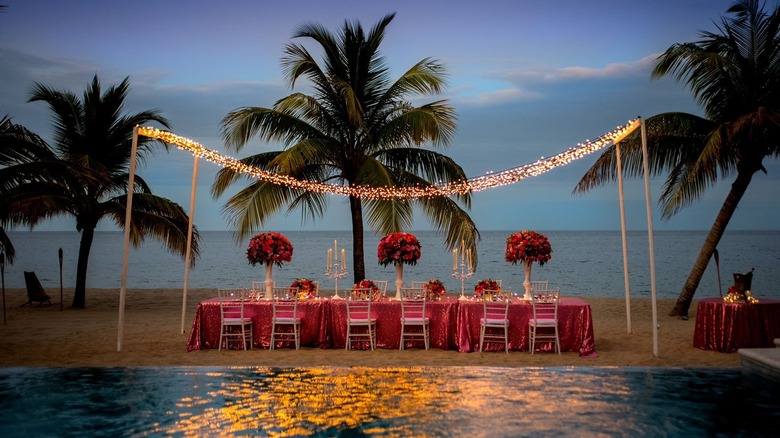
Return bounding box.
[264,263,274,298]
[522,260,533,301]
[394,262,404,300]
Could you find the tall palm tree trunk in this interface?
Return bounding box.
[349,195,366,283]
[670,170,755,317]
[72,226,96,309]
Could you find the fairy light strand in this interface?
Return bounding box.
[137,119,638,200]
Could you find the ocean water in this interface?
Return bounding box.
[0,366,778,437]
[4,230,779,300]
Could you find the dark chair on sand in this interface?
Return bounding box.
[23,271,52,306]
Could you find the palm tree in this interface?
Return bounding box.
[213,13,478,282]
[575,0,780,317]
[0,75,199,308]
[0,114,60,263]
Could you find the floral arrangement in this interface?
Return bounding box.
[290,278,317,300]
[505,230,552,266]
[377,232,422,267]
[352,279,382,301]
[246,232,294,267]
[723,286,759,304]
[423,279,447,300]
[474,279,501,296]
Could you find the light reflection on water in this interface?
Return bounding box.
[0,366,778,437]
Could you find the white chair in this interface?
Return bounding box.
[529,289,561,354]
[479,297,510,353]
[270,294,301,350]
[482,288,511,301]
[250,281,267,299]
[365,279,388,298]
[400,288,430,350]
[217,288,253,351]
[272,286,297,299]
[346,289,377,350]
[410,281,426,289]
[530,280,549,292]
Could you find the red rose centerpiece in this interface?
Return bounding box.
[247,232,293,296]
[423,278,447,301]
[474,279,501,297]
[377,232,422,266]
[290,278,317,300]
[505,230,552,300]
[352,279,382,301]
[378,232,422,299]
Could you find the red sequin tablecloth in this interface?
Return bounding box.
[693,298,780,353]
[187,296,596,356]
[327,297,460,350]
[186,298,329,351]
[455,297,597,356]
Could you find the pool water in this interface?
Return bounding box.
[0,367,777,437]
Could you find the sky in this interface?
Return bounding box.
[1,0,778,232]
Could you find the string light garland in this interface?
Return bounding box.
[137,119,638,200]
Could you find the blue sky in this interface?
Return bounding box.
[1,0,778,232]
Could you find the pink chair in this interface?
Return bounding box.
[529,289,561,354]
[479,297,510,353]
[217,288,253,351]
[346,289,377,350]
[270,291,301,350]
[400,288,430,350]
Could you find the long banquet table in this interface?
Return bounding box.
[186,297,330,351]
[187,296,597,356]
[693,298,780,353]
[455,297,597,355]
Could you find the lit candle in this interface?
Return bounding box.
[453,248,458,271]
[327,248,332,271]
[461,240,465,263]
[341,248,346,270]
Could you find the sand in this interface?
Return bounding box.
[0,288,740,368]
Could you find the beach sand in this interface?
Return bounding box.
[0,288,740,368]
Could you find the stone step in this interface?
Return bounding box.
[739,342,780,382]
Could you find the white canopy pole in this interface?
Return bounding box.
[118,126,140,352]
[615,141,632,334]
[639,117,659,357]
[611,119,641,334]
[181,155,199,334]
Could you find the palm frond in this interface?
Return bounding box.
[364,197,414,235]
[104,192,199,264]
[416,193,480,264]
[221,179,306,241]
[574,113,716,194]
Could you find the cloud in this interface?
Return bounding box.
[449,54,660,108]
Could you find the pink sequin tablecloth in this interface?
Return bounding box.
[327,297,459,350]
[693,298,780,353]
[187,296,596,356]
[186,298,329,351]
[455,297,597,356]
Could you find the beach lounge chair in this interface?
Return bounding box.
[23,271,52,306]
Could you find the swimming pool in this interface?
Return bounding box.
[0,367,777,437]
